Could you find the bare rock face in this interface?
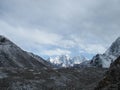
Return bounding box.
[0,35,50,69]
[95,56,120,90]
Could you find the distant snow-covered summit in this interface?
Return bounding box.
[48,55,87,67]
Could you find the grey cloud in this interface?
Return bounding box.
[0,0,120,57]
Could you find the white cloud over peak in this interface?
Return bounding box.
[42,48,71,56]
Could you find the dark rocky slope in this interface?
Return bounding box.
[0,35,51,69]
[95,56,120,90]
[0,67,107,90]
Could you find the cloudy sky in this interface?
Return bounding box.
[0,0,120,59]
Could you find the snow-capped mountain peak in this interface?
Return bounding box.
[48,55,87,67]
[72,56,86,64]
[105,37,120,56]
[91,37,120,68]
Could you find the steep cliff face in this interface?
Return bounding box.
[95,56,120,90]
[91,37,120,68]
[0,35,50,69]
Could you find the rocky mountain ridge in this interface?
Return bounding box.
[91,37,120,68]
[0,35,51,69]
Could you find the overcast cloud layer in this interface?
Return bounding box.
[0,0,120,59]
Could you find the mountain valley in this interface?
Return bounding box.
[0,35,119,90]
